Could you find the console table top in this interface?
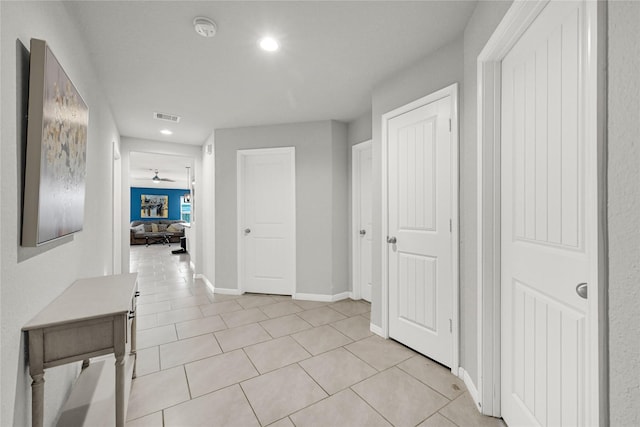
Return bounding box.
[23,273,138,331]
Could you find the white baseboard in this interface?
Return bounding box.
[214,287,242,295]
[458,367,481,411]
[293,292,351,302]
[194,274,242,295]
[293,293,332,302]
[332,292,351,301]
[369,323,385,337]
[196,274,215,292]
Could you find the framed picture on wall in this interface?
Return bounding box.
[22,38,89,247]
[141,194,168,218]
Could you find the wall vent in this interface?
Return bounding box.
[153,112,181,123]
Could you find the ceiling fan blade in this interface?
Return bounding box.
[159,178,175,182]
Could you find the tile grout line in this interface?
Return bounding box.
[436,409,462,427]
[285,342,389,425]
[341,339,387,373]
[236,381,263,426]
[182,364,193,400]
[240,347,262,376]
[395,362,461,402]
[348,383,396,426]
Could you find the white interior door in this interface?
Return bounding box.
[238,148,295,295]
[353,141,373,302]
[387,90,456,367]
[501,2,593,425]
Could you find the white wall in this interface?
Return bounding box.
[607,1,640,425]
[0,2,120,425]
[119,137,202,275]
[214,121,348,297]
[331,121,349,295]
[461,0,512,385]
[347,112,373,148]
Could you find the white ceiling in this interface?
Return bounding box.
[65,1,477,146]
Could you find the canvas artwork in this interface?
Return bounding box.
[22,39,89,246]
[141,195,169,218]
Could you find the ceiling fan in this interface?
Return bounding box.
[150,169,175,183]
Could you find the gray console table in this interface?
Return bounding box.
[23,273,138,427]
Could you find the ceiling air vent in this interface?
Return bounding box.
[153,112,181,123]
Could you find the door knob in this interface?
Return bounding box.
[576,282,588,299]
[359,229,366,236]
[387,236,397,244]
[244,228,251,234]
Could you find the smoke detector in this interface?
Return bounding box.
[193,17,217,38]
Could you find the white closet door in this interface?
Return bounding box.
[238,148,295,295]
[387,95,453,367]
[501,2,592,425]
[353,141,373,302]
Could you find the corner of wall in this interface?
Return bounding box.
[330,121,349,296]
[607,2,640,424]
[347,111,373,146]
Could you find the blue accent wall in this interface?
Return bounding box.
[130,187,189,222]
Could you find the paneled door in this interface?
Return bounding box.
[353,140,373,302]
[238,147,296,295]
[386,88,456,367]
[501,2,593,425]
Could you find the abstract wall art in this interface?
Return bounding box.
[22,39,88,246]
[140,195,169,218]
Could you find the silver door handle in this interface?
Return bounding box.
[359,229,366,236]
[576,283,587,299]
[244,228,251,234]
[387,236,397,244]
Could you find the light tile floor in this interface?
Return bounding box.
[127,244,504,427]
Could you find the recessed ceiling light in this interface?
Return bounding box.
[259,37,279,52]
[160,129,173,135]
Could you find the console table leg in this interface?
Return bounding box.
[115,355,125,427]
[28,329,45,427]
[114,316,126,427]
[131,307,137,379]
[30,373,44,427]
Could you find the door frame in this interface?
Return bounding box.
[476,0,607,422]
[112,139,122,275]
[352,139,372,300]
[236,147,297,295]
[381,83,460,374]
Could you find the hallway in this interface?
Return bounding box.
[127,244,504,426]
